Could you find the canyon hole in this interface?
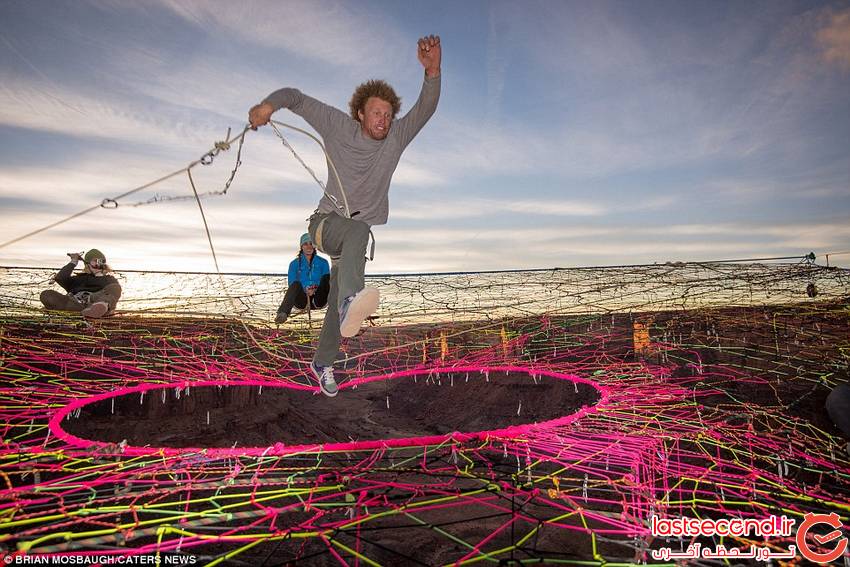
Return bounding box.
[59,369,601,449]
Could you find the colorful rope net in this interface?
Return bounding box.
[0,260,849,565]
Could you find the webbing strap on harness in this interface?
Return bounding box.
[314,216,331,259]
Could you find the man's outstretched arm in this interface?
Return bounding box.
[248,88,348,138]
[396,35,442,146]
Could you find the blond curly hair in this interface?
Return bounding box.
[349,80,401,122]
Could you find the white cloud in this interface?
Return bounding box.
[399,118,553,180]
[370,219,850,271]
[156,0,409,72]
[0,79,215,150]
[392,196,606,221]
[817,8,850,71]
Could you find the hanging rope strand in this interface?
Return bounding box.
[187,168,220,273]
[270,120,349,218]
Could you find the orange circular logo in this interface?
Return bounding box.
[796,512,847,563]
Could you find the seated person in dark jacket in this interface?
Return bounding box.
[40,249,122,318]
[275,233,331,324]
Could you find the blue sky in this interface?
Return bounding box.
[1,0,849,273]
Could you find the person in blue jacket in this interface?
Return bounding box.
[275,233,331,324]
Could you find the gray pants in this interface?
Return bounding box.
[308,212,370,366]
[40,284,122,315]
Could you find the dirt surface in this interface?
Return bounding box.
[62,370,600,448]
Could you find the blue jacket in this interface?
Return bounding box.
[287,253,329,289]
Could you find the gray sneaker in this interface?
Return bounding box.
[339,287,380,338]
[310,361,338,397]
[82,301,109,318]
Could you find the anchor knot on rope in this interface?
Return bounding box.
[200,128,234,165]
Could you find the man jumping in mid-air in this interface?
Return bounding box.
[249,34,441,397]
